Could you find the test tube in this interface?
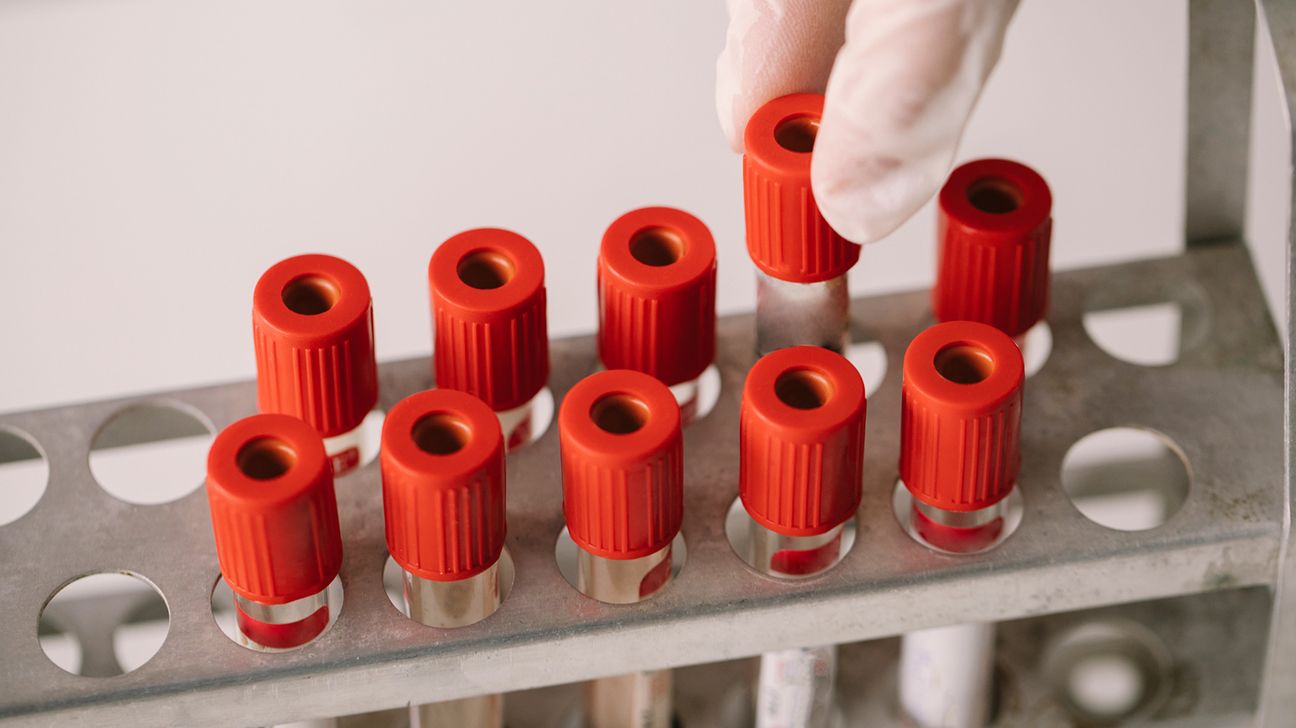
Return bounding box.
[253,254,379,476]
[598,206,717,424]
[205,414,343,651]
[738,346,867,728]
[429,228,551,450]
[558,370,684,728]
[897,321,1026,728]
[381,388,507,728]
[743,93,861,356]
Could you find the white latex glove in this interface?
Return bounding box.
[717,0,1019,245]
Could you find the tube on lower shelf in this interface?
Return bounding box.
[253,254,380,476]
[898,321,1025,728]
[381,388,508,728]
[743,93,860,356]
[559,370,684,728]
[598,206,717,424]
[205,414,343,652]
[429,228,551,450]
[739,346,866,728]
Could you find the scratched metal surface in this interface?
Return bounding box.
[0,244,1283,726]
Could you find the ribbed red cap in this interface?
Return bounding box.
[743,93,860,283]
[429,229,550,412]
[381,388,506,582]
[559,370,683,560]
[900,321,1025,512]
[252,254,378,439]
[935,158,1053,338]
[740,346,866,536]
[206,414,342,605]
[598,206,717,387]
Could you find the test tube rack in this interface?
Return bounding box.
[4,2,1296,726]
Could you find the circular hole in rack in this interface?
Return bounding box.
[381,550,516,627]
[1044,620,1173,725]
[38,572,169,677]
[1019,321,1052,378]
[1061,428,1190,531]
[89,402,214,506]
[844,339,888,398]
[630,227,685,267]
[210,575,343,652]
[0,427,49,526]
[1081,279,1211,368]
[457,250,515,290]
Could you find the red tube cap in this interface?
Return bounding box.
[381,389,506,581]
[900,321,1025,512]
[598,206,717,386]
[740,347,866,536]
[935,158,1053,337]
[559,370,683,560]
[253,254,379,438]
[743,93,860,283]
[206,414,343,604]
[429,229,549,412]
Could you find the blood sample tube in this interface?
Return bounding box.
[206,413,343,651]
[738,346,866,728]
[429,229,551,450]
[559,369,683,728]
[934,158,1053,360]
[598,206,717,423]
[381,388,507,728]
[897,321,1025,728]
[743,93,861,356]
[253,254,379,476]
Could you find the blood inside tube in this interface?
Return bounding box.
[912,507,1005,554]
[235,603,329,650]
[770,531,843,577]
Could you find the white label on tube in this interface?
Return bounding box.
[756,645,835,728]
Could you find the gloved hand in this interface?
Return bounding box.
[717,0,1019,245]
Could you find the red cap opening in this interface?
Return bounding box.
[740,346,867,536]
[253,254,378,438]
[429,229,549,411]
[598,206,717,386]
[743,93,860,283]
[206,414,342,604]
[935,158,1053,337]
[381,388,506,581]
[559,370,683,560]
[900,321,1025,512]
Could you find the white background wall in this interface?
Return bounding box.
[0,0,1287,412]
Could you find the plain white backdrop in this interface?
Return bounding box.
[0,0,1288,412]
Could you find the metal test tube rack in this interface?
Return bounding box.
[3,2,1296,726]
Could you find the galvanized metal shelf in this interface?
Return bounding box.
[0,242,1283,727]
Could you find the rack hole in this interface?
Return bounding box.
[282,275,340,315]
[1061,428,1189,531]
[591,394,649,435]
[412,413,470,455]
[629,227,685,267]
[0,428,48,526]
[774,116,819,153]
[844,340,888,398]
[934,344,994,384]
[237,437,296,480]
[1020,322,1052,378]
[457,250,514,290]
[967,177,1022,214]
[1045,621,1172,725]
[39,572,169,677]
[90,403,214,505]
[1084,302,1184,367]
